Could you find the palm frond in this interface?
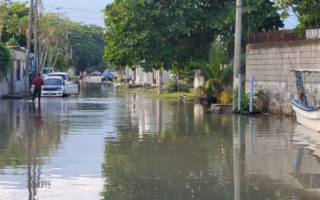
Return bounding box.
[219,64,232,83]
[208,41,226,80]
[218,90,232,104]
[195,86,205,96]
[190,60,213,79]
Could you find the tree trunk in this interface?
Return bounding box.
[157,69,163,94]
[34,0,38,73]
[52,48,60,69]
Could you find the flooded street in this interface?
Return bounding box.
[1,82,320,199]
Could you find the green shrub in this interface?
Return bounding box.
[232,87,250,111]
[164,79,188,93]
[6,38,19,47]
[0,43,12,80]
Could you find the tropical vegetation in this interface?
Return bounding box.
[191,41,232,104]
[0,0,106,76]
[275,0,320,27]
[0,42,12,80]
[103,0,283,72]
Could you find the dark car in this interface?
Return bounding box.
[101,72,113,82]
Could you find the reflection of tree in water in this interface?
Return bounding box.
[0,100,69,199]
[101,99,236,199]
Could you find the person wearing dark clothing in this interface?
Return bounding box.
[32,73,44,102]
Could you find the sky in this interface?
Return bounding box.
[14,0,298,29]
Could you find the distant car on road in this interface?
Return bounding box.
[101,72,113,82]
[42,67,54,78]
[91,71,101,76]
[48,72,69,85]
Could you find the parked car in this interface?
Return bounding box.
[34,76,78,97]
[42,67,54,78]
[47,72,69,85]
[101,72,113,82]
[91,71,101,76]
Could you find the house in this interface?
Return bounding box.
[125,66,173,86]
[0,47,28,97]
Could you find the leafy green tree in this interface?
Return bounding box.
[0,1,28,43]
[0,42,12,79]
[103,0,283,72]
[275,0,320,27]
[191,41,232,103]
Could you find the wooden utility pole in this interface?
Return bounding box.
[25,0,34,96]
[34,0,38,73]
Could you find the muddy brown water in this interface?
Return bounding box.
[0,82,320,199]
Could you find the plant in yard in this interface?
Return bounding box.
[232,87,250,111]
[254,87,266,112]
[164,78,188,93]
[0,43,12,80]
[190,41,232,104]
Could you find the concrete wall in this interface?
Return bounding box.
[0,48,26,97]
[128,66,172,86]
[246,40,320,115]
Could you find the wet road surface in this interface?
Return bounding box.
[1,82,320,199]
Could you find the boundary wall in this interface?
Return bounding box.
[246,40,320,115]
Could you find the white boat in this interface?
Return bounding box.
[291,69,320,132]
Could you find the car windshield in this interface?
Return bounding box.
[44,79,62,85]
[48,74,66,80]
[43,69,48,74]
[103,72,112,76]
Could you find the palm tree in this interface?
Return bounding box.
[191,41,232,104]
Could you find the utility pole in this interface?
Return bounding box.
[25,0,34,96]
[34,0,38,73]
[233,0,243,89]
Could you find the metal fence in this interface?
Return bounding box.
[247,29,305,44]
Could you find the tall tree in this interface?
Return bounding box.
[275,0,320,27]
[103,0,283,71]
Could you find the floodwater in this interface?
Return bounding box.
[1,83,320,200]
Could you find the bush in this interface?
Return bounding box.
[232,87,250,111]
[0,43,12,80]
[233,86,266,112]
[164,79,188,93]
[6,38,19,47]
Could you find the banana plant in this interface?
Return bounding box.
[191,41,232,104]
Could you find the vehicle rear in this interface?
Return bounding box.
[48,73,69,85]
[101,72,113,82]
[42,67,54,78]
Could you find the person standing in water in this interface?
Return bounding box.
[32,73,44,102]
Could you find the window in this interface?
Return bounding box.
[16,60,20,81]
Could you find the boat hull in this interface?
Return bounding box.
[291,100,320,132]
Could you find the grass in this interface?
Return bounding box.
[116,83,196,100]
[149,90,195,100]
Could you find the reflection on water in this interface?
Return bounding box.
[1,83,320,199]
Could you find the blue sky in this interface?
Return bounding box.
[15,0,298,29]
